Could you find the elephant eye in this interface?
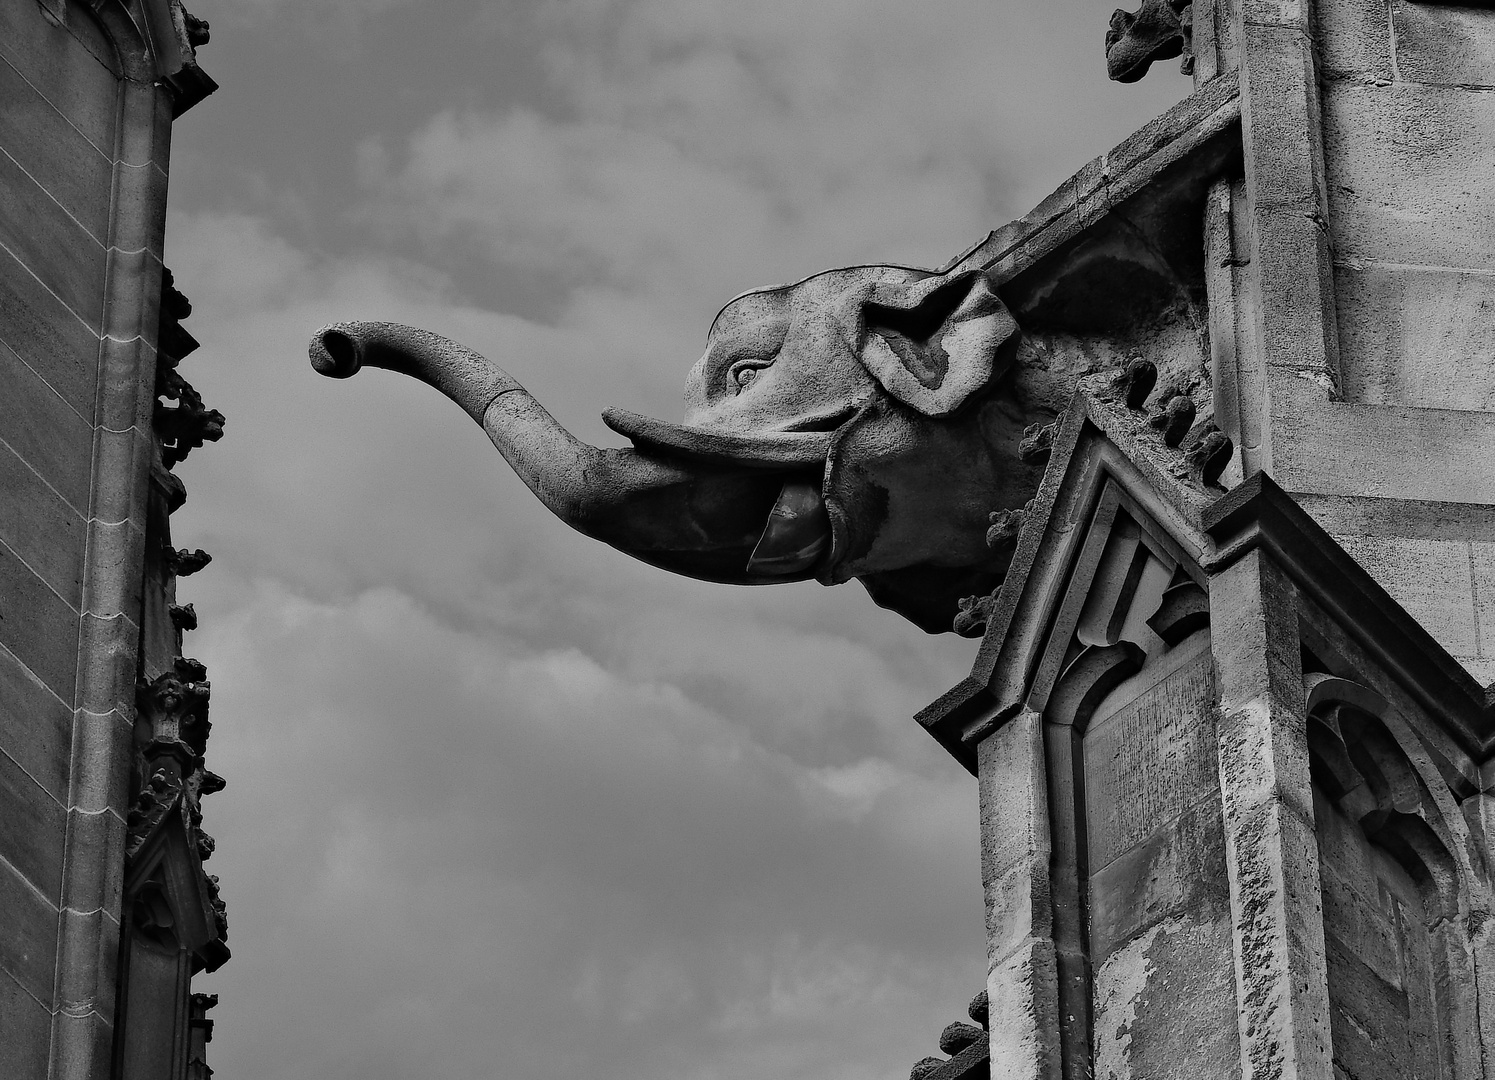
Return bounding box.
[731,362,768,393]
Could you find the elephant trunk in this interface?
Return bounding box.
[309,321,818,583]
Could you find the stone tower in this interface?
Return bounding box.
[909,1,1495,1077]
[0,3,226,1079]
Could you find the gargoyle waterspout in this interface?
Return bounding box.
[310,264,1047,631]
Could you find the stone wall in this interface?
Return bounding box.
[0,3,217,1077]
[1300,0,1495,684]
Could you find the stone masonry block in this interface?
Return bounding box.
[0,747,66,903]
[1470,543,1495,666]
[1091,915,1240,1080]
[1336,265,1495,410]
[114,80,169,173]
[66,710,132,819]
[0,146,109,326]
[99,246,163,359]
[1241,0,1311,30]
[0,968,53,1080]
[0,438,85,607]
[1336,534,1477,657]
[0,0,120,142]
[0,854,58,1008]
[50,1007,114,1080]
[0,63,114,245]
[1253,210,1339,383]
[53,907,120,1017]
[0,340,92,511]
[1325,82,1495,271]
[1089,794,1232,961]
[1394,0,1495,89]
[985,857,1053,963]
[80,517,148,618]
[0,645,73,803]
[0,538,80,703]
[0,245,102,412]
[986,937,1061,1080]
[1241,22,1326,212]
[58,809,125,917]
[977,710,1050,883]
[73,613,138,717]
[1315,0,1393,83]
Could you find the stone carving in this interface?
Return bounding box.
[155,268,225,467]
[1148,393,1196,446]
[952,593,998,638]
[1018,420,1056,464]
[1105,0,1193,83]
[1110,356,1157,411]
[1175,424,1232,484]
[310,264,1061,631]
[170,547,213,576]
[128,656,229,962]
[907,991,991,1080]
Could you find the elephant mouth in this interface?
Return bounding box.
[602,407,840,581]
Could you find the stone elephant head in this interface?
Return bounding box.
[309,264,1047,631]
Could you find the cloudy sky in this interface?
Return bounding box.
[162,3,1183,1077]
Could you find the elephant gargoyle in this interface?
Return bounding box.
[308,264,1052,632]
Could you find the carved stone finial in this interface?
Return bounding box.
[182,11,210,47]
[1113,356,1157,410]
[986,507,1025,549]
[1019,421,1057,465]
[1178,425,1233,485]
[1148,394,1196,447]
[170,603,198,633]
[136,657,211,755]
[968,988,989,1028]
[171,547,213,576]
[953,593,998,638]
[938,1021,984,1055]
[1106,0,1192,83]
[910,1057,944,1080]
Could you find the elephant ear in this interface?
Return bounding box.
[855,269,1017,417]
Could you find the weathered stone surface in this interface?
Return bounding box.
[0,747,66,903]
[0,7,119,153]
[1209,551,1334,1080]
[1084,653,1219,870]
[0,341,93,511]
[0,148,111,327]
[1393,0,1495,89]
[0,243,101,412]
[1325,82,1495,271]
[0,854,59,1007]
[1091,915,1239,1080]
[1335,535,1477,659]
[0,646,72,803]
[0,439,85,607]
[0,64,115,244]
[1336,265,1495,411]
[1314,0,1392,82]
[0,968,53,1080]
[985,938,1060,1080]
[1089,798,1231,959]
[0,539,79,702]
[978,710,1050,879]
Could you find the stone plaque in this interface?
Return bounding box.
[1084,652,1219,872]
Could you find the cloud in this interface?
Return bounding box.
[166,207,981,1080]
[161,2,1193,1077]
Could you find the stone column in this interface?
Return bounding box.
[977,709,1062,1080]
[1209,548,1333,1080]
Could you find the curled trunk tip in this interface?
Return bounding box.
[309,324,365,378]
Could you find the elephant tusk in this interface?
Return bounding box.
[746,480,831,577]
